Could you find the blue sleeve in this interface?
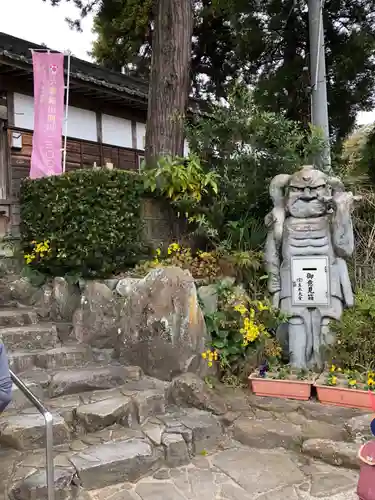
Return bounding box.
[0,344,12,412]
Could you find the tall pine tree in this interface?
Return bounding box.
[88,0,375,141]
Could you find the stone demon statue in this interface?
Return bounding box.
[265,165,359,369]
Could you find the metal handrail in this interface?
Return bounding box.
[10,370,54,500]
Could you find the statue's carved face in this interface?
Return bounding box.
[286,168,330,218]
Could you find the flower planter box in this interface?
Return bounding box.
[249,373,313,401]
[315,378,373,410]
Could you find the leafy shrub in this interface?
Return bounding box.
[185,85,325,248]
[133,242,264,287]
[329,283,375,370]
[142,154,219,203]
[201,280,286,382]
[20,169,146,278]
[134,242,221,282]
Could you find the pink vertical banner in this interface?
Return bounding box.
[30,51,65,179]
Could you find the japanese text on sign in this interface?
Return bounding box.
[291,256,329,306]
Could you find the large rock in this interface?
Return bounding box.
[117,267,209,381]
[72,281,120,348]
[168,373,227,415]
[116,278,140,297]
[198,285,218,314]
[30,283,54,318]
[52,277,81,321]
[8,278,39,305]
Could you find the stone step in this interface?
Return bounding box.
[48,364,143,398]
[302,438,360,469]
[14,363,144,399]
[8,408,224,496]
[9,380,44,410]
[232,412,348,451]
[8,345,93,373]
[0,323,58,351]
[0,307,38,327]
[0,411,70,450]
[2,379,168,450]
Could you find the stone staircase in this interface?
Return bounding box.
[0,306,224,500]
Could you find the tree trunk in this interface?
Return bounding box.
[145,0,193,165]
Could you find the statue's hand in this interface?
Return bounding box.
[272,291,280,309]
[333,191,361,213]
[264,211,275,228]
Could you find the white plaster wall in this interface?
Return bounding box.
[13,93,98,142]
[136,122,146,150]
[67,107,97,142]
[102,114,132,148]
[14,93,34,130]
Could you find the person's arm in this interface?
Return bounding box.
[0,343,12,412]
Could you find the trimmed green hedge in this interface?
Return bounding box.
[20,169,146,278]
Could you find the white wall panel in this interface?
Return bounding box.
[13,93,98,142]
[14,93,34,130]
[67,107,97,141]
[136,122,146,150]
[102,114,132,148]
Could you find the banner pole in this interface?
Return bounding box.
[62,52,71,174]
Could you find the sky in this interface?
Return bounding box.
[0,0,374,126]
[0,0,95,61]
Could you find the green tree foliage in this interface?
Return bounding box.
[361,125,375,185]
[183,86,325,248]
[85,0,375,141]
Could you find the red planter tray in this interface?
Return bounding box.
[249,373,313,401]
[315,383,372,410]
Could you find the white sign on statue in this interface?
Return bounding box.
[291,256,329,306]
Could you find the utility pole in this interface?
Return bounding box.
[308,0,331,173]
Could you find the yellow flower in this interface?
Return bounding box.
[330,365,336,373]
[257,301,269,312]
[24,253,34,265]
[201,352,207,359]
[156,248,161,256]
[234,304,247,316]
[368,378,374,386]
[208,361,213,368]
[331,376,337,385]
[199,252,211,259]
[348,379,357,387]
[241,317,261,345]
[168,242,180,254]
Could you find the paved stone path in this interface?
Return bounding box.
[86,440,358,500]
